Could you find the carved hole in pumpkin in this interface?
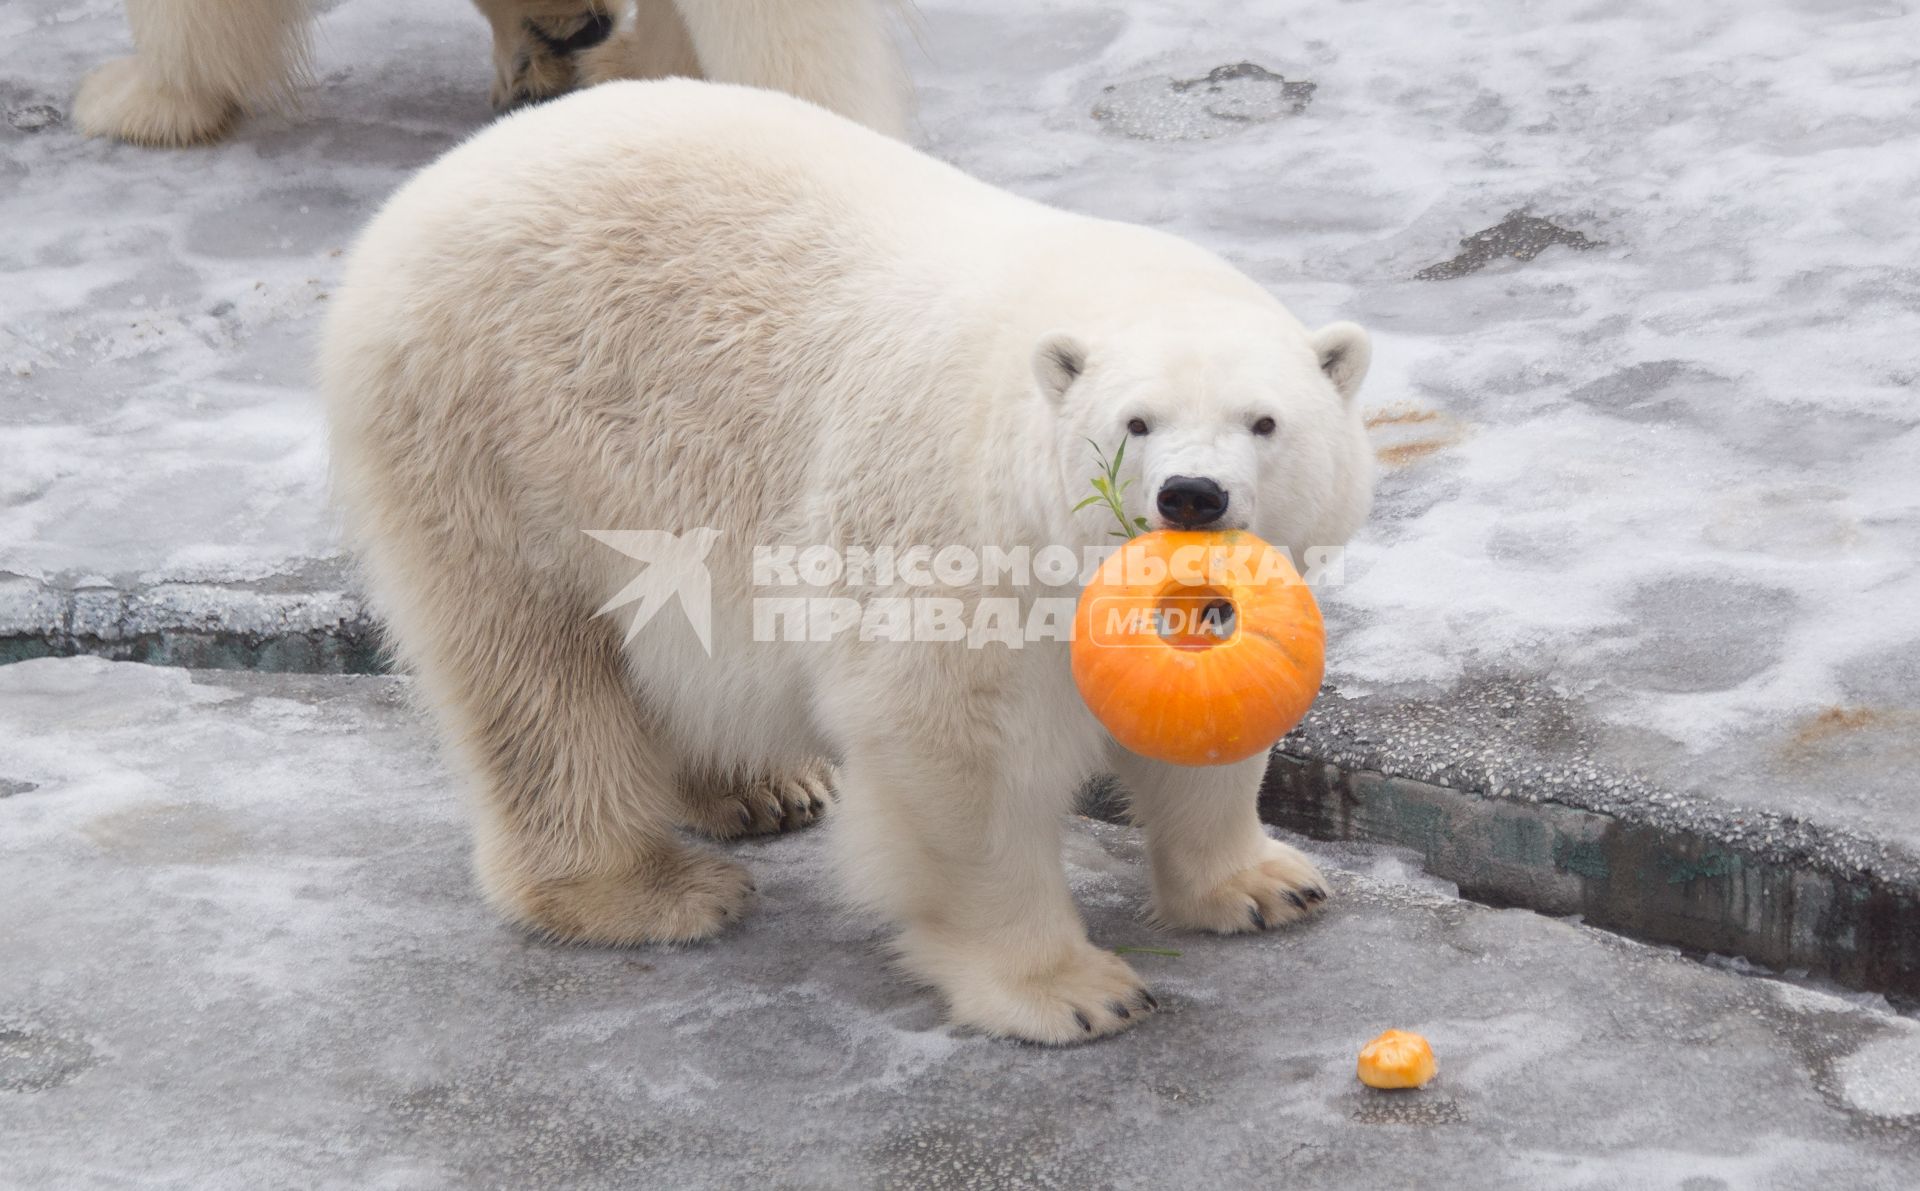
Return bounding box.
[1155,585,1238,651]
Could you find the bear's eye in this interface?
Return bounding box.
[1126,418,1150,436]
[1251,416,1277,437]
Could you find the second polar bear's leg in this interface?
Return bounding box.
[471,0,617,109]
[829,663,1152,1044]
[1110,750,1332,934]
[575,0,706,87]
[74,0,313,146]
[669,0,907,137]
[376,557,753,945]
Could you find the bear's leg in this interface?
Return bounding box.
[575,0,706,88]
[668,0,907,137]
[676,758,834,840]
[471,0,617,110]
[1110,749,1332,934]
[384,566,754,945]
[831,726,1153,1044]
[74,0,313,147]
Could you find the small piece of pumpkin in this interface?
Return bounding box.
[1356,1029,1437,1089]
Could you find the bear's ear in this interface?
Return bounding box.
[1032,333,1089,404]
[1311,321,1371,402]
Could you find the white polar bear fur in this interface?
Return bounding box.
[74,0,905,147]
[322,80,1374,1045]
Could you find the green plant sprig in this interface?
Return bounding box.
[1074,436,1150,539]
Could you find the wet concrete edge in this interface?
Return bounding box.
[1252,756,1920,1004]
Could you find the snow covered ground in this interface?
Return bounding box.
[3,1,1918,845]
[4,659,1918,1188]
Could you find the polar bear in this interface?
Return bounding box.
[322,80,1375,1044]
[74,0,904,147]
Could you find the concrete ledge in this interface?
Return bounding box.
[1257,753,1920,1004]
[0,576,381,673]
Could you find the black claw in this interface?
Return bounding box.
[1286,891,1307,911]
[1249,906,1267,930]
[1108,1000,1131,1020]
[1303,886,1327,904]
[737,807,753,828]
[810,798,825,814]
[1140,991,1160,1011]
[1073,1010,1093,1033]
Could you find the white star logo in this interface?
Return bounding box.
[584,528,723,655]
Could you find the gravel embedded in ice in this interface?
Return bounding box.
[1092,62,1315,141]
[1414,210,1601,280]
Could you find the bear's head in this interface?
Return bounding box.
[1034,308,1375,561]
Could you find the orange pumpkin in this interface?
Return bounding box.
[1071,529,1325,767]
[1356,1029,1438,1089]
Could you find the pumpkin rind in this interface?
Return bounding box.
[1070,530,1325,767]
[1356,1029,1438,1089]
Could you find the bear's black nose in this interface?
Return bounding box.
[1156,476,1229,528]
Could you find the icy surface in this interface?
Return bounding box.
[3,659,1919,1187]
[3,0,1919,847]
[0,0,496,588]
[1837,1028,1920,1119]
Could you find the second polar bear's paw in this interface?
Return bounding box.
[506,849,755,945]
[1154,839,1333,935]
[490,7,616,110]
[940,942,1157,1046]
[75,57,238,147]
[680,761,834,840]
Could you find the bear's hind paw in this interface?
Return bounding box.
[681,761,834,841]
[74,56,239,147]
[504,849,755,946]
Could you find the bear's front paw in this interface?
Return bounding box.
[921,939,1157,1045]
[1154,839,1332,934]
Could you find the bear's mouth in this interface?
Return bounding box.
[1149,514,1250,533]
